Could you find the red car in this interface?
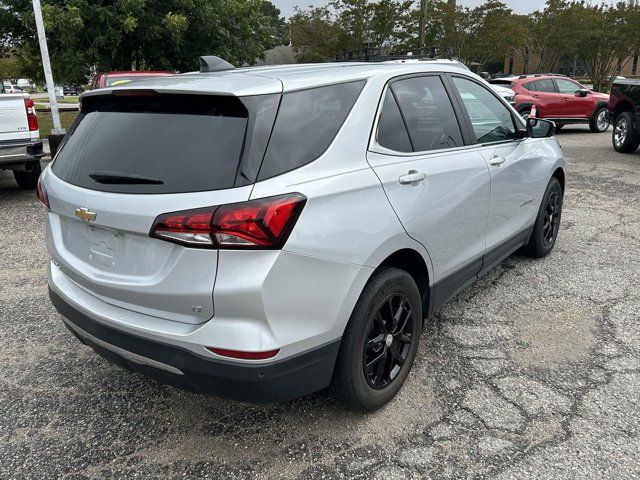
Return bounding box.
[490,75,610,133]
[90,70,174,90]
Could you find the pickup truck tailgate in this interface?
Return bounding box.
[0,94,30,142]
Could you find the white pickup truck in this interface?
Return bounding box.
[0,92,45,189]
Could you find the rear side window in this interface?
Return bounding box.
[389,76,463,152]
[535,79,556,92]
[52,93,249,194]
[257,81,365,180]
[377,92,412,152]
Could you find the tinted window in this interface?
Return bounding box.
[258,81,365,180]
[390,76,463,152]
[453,77,516,143]
[52,94,250,194]
[377,92,412,152]
[522,81,536,91]
[555,79,581,94]
[535,79,556,92]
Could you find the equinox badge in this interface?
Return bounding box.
[75,208,97,222]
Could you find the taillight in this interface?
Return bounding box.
[24,98,38,132]
[150,193,306,249]
[206,347,280,360]
[37,176,49,209]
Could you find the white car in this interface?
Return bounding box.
[41,58,565,410]
[490,83,516,105]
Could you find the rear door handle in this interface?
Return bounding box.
[489,156,505,166]
[399,170,427,185]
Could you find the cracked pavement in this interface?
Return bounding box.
[1,126,639,479]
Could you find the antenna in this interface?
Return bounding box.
[199,56,235,73]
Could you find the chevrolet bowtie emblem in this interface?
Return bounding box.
[75,207,97,222]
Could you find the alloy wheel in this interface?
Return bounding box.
[543,191,561,247]
[614,118,628,148]
[596,110,609,131]
[363,294,414,390]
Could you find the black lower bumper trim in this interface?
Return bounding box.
[49,287,341,403]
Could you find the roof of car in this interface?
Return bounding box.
[83,60,476,98]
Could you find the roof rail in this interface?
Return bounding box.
[199,56,235,73]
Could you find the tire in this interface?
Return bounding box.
[555,125,564,131]
[522,177,563,258]
[333,268,422,411]
[589,106,609,133]
[519,108,531,122]
[13,161,42,190]
[612,112,640,154]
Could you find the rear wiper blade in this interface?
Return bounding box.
[89,171,164,185]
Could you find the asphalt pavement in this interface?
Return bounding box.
[1,126,639,479]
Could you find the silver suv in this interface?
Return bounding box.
[41,58,565,411]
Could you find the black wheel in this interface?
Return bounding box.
[612,112,640,154]
[519,108,531,122]
[333,268,422,411]
[589,106,609,133]
[13,161,42,190]
[522,177,563,258]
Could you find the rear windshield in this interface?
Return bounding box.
[489,80,515,88]
[52,93,249,194]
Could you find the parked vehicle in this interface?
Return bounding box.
[90,70,174,89]
[490,83,516,105]
[42,58,565,411]
[609,78,640,154]
[2,82,24,94]
[62,83,83,96]
[490,74,610,132]
[0,93,45,188]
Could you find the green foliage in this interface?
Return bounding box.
[0,0,276,83]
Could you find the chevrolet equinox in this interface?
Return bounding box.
[41,57,566,411]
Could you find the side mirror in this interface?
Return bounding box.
[527,117,556,138]
[576,88,589,97]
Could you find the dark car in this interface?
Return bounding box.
[490,74,610,133]
[609,79,640,154]
[62,84,83,96]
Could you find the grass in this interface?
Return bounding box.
[37,111,79,136]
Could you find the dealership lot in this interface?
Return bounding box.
[1,127,639,479]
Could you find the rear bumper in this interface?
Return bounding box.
[49,287,341,403]
[0,139,45,166]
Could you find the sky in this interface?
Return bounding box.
[273,0,548,18]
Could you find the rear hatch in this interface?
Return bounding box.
[45,88,280,324]
[0,94,30,142]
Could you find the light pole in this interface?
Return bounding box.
[32,0,66,155]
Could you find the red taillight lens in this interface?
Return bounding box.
[24,98,38,131]
[37,176,49,209]
[206,347,280,360]
[150,193,306,249]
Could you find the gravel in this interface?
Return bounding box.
[1,125,639,479]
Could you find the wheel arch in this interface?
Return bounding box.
[614,100,634,117]
[373,248,431,320]
[552,166,565,193]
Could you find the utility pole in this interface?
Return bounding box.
[32,0,65,138]
[418,0,427,49]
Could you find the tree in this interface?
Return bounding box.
[260,1,289,48]
[0,0,276,83]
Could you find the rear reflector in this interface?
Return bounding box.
[37,176,49,209]
[24,98,38,131]
[150,193,306,249]
[206,347,280,360]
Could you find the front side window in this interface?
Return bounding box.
[555,79,581,94]
[379,76,463,152]
[452,77,517,144]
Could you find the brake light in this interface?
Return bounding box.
[206,347,280,360]
[150,193,306,249]
[24,98,38,131]
[37,176,49,209]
